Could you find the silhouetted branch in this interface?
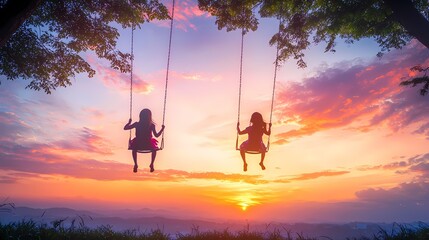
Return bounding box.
[400,65,429,96]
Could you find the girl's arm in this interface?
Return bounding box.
[153,125,165,137]
[264,123,272,135]
[237,123,248,135]
[123,119,134,130]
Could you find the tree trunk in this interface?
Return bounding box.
[0,0,42,48]
[384,0,429,49]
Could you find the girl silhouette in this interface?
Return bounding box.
[124,108,165,173]
[237,112,271,171]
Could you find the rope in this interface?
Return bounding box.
[129,25,135,141]
[236,29,245,150]
[237,28,245,124]
[127,0,175,151]
[160,0,175,149]
[236,18,282,152]
[266,18,282,151]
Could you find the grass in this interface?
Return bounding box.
[367,223,429,240]
[1,220,429,240]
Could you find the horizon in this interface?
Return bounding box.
[5,206,421,240]
[1,0,429,224]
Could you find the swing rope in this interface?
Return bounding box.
[160,0,175,150]
[128,0,175,152]
[129,24,135,142]
[235,28,245,151]
[235,18,281,153]
[266,18,282,152]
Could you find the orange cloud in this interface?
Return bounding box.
[274,42,429,143]
[274,170,350,182]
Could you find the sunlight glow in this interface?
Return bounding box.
[233,193,260,212]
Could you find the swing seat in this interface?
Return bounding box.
[236,147,268,154]
[236,140,268,154]
[128,138,162,153]
[245,149,267,154]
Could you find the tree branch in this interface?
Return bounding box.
[0,0,42,48]
[384,0,429,49]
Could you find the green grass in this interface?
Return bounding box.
[0,220,428,240]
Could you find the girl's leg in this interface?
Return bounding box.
[149,150,156,172]
[240,149,247,172]
[132,150,138,172]
[259,152,266,170]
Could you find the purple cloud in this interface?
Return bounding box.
[274,41,429,143]
[356,181,429,206]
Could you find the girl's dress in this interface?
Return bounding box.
[129,122,159,150]
[240,126,266,152]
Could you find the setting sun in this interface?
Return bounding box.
[233,193,261,212]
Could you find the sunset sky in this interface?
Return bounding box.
[1,0,429,223]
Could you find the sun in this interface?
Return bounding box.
[234,193,260,212]
[239,202,249,211]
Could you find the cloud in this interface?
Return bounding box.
[356,181,429,206]
[89,57,153,94]
[170,70,223,82]
[0,124,349,184]
[0,143,266,183]
[358,152,429,180]
[0,112,31,141]
[288,170,350,181]
[82,107,105,119]
[272,170,350,184]
[0,108,113,156]
[51,127,114,155]
[274,42,429,143]
[156,0,210,32]
[0,175,18,184]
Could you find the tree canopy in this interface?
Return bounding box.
[2,0,429,94]
[198,0,429,67]
[0,0,169,93]
[198,0,429,94]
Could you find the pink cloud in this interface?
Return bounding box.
[0,140,266,183]
[88,57,153,94]
[357,152,429,181]
[82,107,105,119]
[274,41,429,143]
[170,70,222,82]
[0,110,113,156]
[155,0,210,32]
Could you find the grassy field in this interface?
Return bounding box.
[1,220,428,240]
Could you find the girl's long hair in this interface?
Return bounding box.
[139,108,155,127]
[250,112,266,130]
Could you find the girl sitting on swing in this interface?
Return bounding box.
[124,108,165,173]
[237,112,271,172]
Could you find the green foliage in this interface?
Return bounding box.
[0,0,169,93]
[197,0,429,68]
